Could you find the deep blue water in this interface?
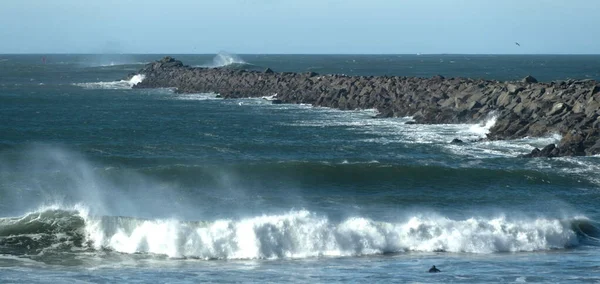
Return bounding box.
[1,54,600,283]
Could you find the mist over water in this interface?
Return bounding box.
[0,145,188,218]
[1,54,600,282]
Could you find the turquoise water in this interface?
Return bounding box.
[1,54,600,283]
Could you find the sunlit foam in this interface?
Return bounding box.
[76,210,582,259]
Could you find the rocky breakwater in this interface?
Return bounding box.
[132,57,600,157]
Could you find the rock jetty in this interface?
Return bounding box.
[132,57,600,157]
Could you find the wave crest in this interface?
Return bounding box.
[1,207,593,259]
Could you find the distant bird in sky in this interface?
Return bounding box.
[515,42,521,47]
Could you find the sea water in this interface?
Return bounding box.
[1,54,600,283]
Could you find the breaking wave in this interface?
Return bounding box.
[73,74,145,89]
[467,113,497,138]
[1,207,595,259]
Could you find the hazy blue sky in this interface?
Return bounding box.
[1,0,598,54]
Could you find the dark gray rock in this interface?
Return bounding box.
[264,68,274,74]
[585,139,600,155]
[520,144,559,158]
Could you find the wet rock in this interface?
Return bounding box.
[450,138,464,144]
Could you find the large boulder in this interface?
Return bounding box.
[585,138,600,155]
[522,75,538,83]
[520,144,560,158]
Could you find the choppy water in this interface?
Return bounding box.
[1,54,600,283]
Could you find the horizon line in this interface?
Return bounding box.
[2,52,600,56]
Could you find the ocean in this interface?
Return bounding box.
[1,53,600,283]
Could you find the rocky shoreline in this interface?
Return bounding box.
[131,57,600,157]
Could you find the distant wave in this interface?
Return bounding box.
[196,51,252,69]
[92,62,149,67]
[0,206,593,259]
[211,51,246,67]
[73,74,145,89]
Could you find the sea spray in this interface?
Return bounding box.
[0,145,189,219]
[200,51,247,68]
[467,113,498,138]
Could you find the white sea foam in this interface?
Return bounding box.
[73,74,145,89]
[279,105,564,159]
[93,62,148,67]
[76,209,580,259]
[466,114,497,138]
[176,93,220,101]
[274,103,600,185]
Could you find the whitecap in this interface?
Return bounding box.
[73,74,145,90]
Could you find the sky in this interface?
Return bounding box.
[0,0,598,54]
